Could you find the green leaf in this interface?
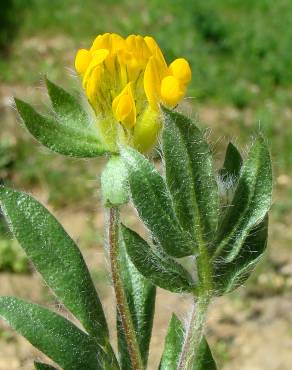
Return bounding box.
[0,297,102,370]
[0,187,109,344]
[162,107,219,244]
[159,315,217,370]
[34,362,58,370]
[219,142,243,179]
[214,215,268,295]
[214,137,272,262]
[121,146,194,257]
[218,142,243,207]
[117,229,156,369]
[159,314,184,370]
[195,337,217,370]
[45,78,93,130]
[15,98,108,157]
[122,225,196,293]
[101,155,129,207]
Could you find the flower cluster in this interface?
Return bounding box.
[75,33,191,152]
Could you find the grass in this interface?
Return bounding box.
[2,0,292,103]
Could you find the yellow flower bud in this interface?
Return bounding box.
[169,58,192,85]
[133,106,161,153]
[112,83,136,129]
[161,75,184,107]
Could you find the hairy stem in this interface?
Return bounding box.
[108,207,144,370]
[177,296,210,370]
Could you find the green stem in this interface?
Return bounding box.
[177,296,210,370]
[108,207,144,370]
[177,236,212,370]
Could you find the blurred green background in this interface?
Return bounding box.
[0,1,291,369]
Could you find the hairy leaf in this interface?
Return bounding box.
[219,142,243,180]
[214,137,272,261]
[0,297,103,370]
[218,142,243,209]
[162,107,219,245]
[117,229,156,369]
[214,216,268,295]
[46,78,93,130]
[15,98,108,157]
[159,314,184,369]
[122,225,196,293]
[0,187,109,344]
[121,146,194,257]
[159,315,217,370]
[195,337,217,370]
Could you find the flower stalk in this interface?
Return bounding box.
[108,207,144,370]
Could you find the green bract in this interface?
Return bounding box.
[15,79,109,157]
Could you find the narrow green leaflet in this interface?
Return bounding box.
[122,225,196,293]
[162,107,219,243]
[117,229,156,369]
[0,297,102,370]
[15,98,108,157]
[159,314,184,370]
[214,216,268,295]
[218,142,243,210]
[159,315,217,370]
[195,337,217,370]
[46,78,93,130]
[215,137,272,262]
[34,362,58,370]
[0,187,109,344]
[121,146,194,257]
[219,142,243,180]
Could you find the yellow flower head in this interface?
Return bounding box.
[75,33,192,152]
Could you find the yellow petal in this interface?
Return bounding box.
[91,33,125,54]
[169,58,192,85]
[160,75,184,107]
[86,67,102,106]
[82,49,109,88]
[110,33,126,53]
[112,83,136,128]
[91,33,111,51]
[126,35,151,61]
[144,36,168,70]
[144,56,163,110]
[75,49,91,75]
